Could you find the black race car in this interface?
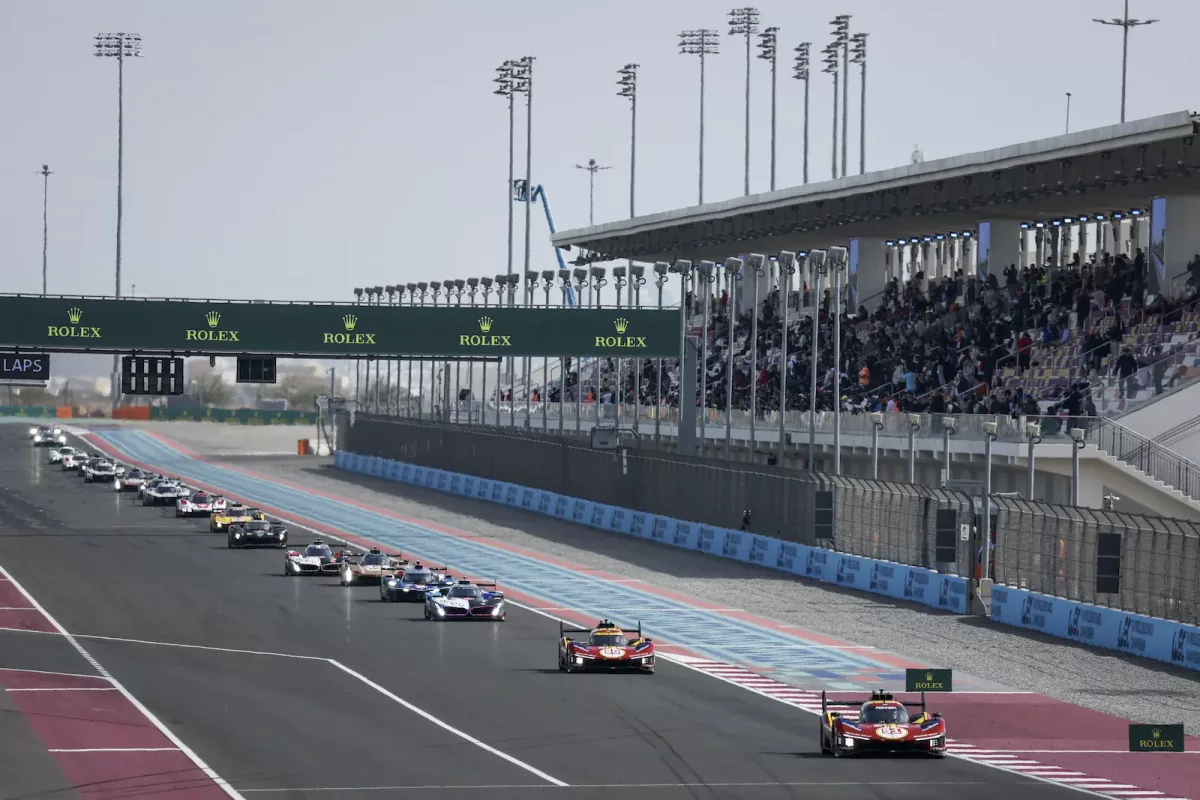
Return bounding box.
[228,519,289,549]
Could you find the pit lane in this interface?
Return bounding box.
[0,424,1089,799]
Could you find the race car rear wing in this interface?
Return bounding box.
[821,690,929,716]
[559,620,644,639]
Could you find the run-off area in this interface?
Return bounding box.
[0,425,1113,799]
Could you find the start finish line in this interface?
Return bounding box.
[0,295,679,358]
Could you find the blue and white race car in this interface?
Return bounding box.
[380,562,455,602]
[31,425,66,446]
[425,580,506,621]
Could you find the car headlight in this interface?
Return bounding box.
[435,605,445,615]
[842,738,855,748]
[29,427,36,436]
[57,435,66,444]
[491,605,502,617]
[233,533,241,539]
[33,435,41,442]
[575,657,584,665]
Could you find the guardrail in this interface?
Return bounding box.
[342,415,1200,624]
[333,447,1200,671]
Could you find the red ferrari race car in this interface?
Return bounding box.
[558,619,655,674]
[819,690,946,757]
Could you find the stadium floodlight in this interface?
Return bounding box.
[574,159,612,226]
[850,32,867,174]
[94,32,142,411]
[830,15,851,179]
[792,43,812,185]
[756,25,779,190]
[1094,2,1159,123]
[679,29,719,203]
[617,63,638,220]
[728,7,760,196]
[822,43,840,180]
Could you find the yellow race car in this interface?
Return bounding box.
[210,504,254,532]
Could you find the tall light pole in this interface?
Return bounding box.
[94,32,141,410]
[515,57,534,293]
[573,159,612,226]
[679,29,719,205]
[1065,91,1073,133]
[792,43,811,184]
[756,26,778,191]
[822,44,839,180]
[618,63,639,308]
[1094,1,1158,124]
[850,32,867,174]
[617,63,638,218]
[494,61,518,287]
[728,8,759,197]
[36,164,53,294]
[830,16,850,180]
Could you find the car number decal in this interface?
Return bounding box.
[875,725,907,740]
[599,647,626,659]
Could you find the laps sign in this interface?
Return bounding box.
[1129,724,1184,753]
[0,353,50,381]
[905,668,953,692]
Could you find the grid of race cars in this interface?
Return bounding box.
[31,425,947,756]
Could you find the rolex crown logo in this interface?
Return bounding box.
[1152,728,1161,739]
[925,672,935,682]
[478,316,493,333]
[343,314,358,331]
[206,310,221,328]
[67,307,83,324]
[614,317,630,334]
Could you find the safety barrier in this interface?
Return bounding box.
[991,585,1200,672]
[334,449,1200,672]
[147,407,318,425]
[0,406,64,418]
[333,450,972,615]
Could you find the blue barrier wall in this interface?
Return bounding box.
[338,453,1200,671]
[336,450,1200,673]
[990,585,1200,672]
[335,451,970,615]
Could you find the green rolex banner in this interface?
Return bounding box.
[905,668,953,692]
[1129,724,1184,752]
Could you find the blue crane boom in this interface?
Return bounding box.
[513,180,576,306]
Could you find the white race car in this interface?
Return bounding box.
[142,480,188,506]
[31,425,67,447]
[209,495,229,513]
[176,491,216,517]
[114,467,148,492]
[49,446,76,465]
[62,452,90,471]
[284,540,353,576]
[83,459,119,483]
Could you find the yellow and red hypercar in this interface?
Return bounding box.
[820,690,946,757]
[558,619,655,674]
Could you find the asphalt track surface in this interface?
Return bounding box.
[0,427,1158,800]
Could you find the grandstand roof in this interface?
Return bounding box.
[553,111,1200,264]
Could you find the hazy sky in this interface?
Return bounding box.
[1,0,1196,308]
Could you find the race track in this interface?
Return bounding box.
[0,424,1177,799]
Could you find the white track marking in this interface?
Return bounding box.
[50,747,180,753]
[84,440,1168,800]
[326,659,568,787]
[0,607,37,610]
[0,563,246,800]
[0,667,109,680]
[57,632,568,788]
[265,515,1121,800]
[73,632,328,661]
[6,687,118,692]
[238,779,1009,792]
